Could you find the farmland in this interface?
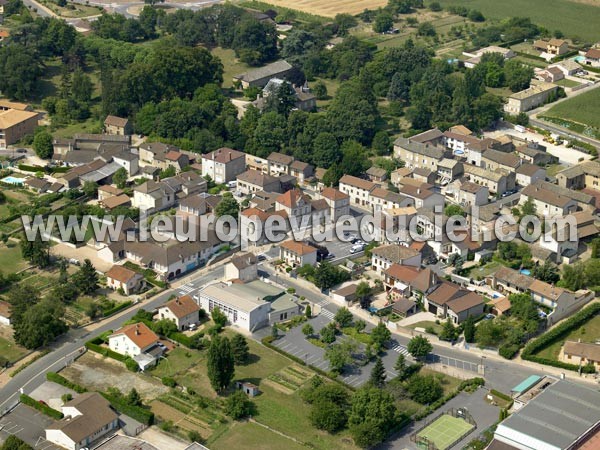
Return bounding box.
[543,87,600,130]
[242,0,387,17]
[437,0,600,42]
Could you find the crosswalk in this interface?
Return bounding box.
[392,344,410,357]
[178,284,195,296]
[319,309,336,320]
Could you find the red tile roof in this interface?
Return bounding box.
[105,265,138,283]
[111,322,159,350]
[161,295,200,319]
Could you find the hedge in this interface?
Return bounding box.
[100,392,154,425]
[521,303,600,372]
[490,389,512,402]
[46,372,87,393]
[20,394,63,419]
[85,338,127,362]
[413,378,485,421]
[169,332,192,348]
[18,164,46,173]
[102,301,133,317]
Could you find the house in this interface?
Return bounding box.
[504,82,559,114]
[556,160,600,191]
[371,244,421,274]
[370,188,413,214]
[233,60,293,89]
[409,128,445,145]
[53,134,130,160]
[113,151,139,176]
[398,182,444,209]
[520,183,578,216]
[279,240,318,267]
[392,297,418,317]
[0,108,39,148]
[446,291,485,324]
[237,170,281,195]
[536,66,565,83]
[560,341,600,370]
[320,187,350,222]
[224,252,258,282]
[157,295,201,331]
[102,194,131,210]
[413,167,436,184]
[482,149,522,172]
[462,46,516,68]
[178,193,220,217]
[267,152,295,176]
[422,280,485,323]
[45,393,119,450]
[366,166,388,183]
[97,185,124,202]
[105,265,144,295]
[393,137,449,172]
[514,142,557,166]
[489,296,511,316]
[583,48,600,67]
[463,164,514,195]
[534,38,569,56]
[383,264,439,297]
[24,177,51,193]
[253,79,317,112]
[201,147,246,184]
[457,180,489,207]
[132,180,176,213]
[108,322,163,369]
[270,294,302,324]
[198,281,274,331]
[339,175,379,209]
[442,131,497,166]
[0,300,10,325]
[235,381,260,397]
[331,283,358,303]
[549,59,583,76]
[516,163,546,187]
[104,115,131,135]
[437,158,464,183]
[290,160,314,183]
[275,189,312,225]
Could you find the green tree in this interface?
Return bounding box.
[371,322,391,351]
[324,339,357,373]
[264,81,297,117]
[13,298,67,349]
[439,318,457,342]
[320,323,337,344]
[305,304,312,318]
[532,261,560,284]
[126,388,142,406]
[271,323,279,339]
[311,132,341,168]
[113,167,128,189]
[463,315,476,343]
[475,319,506,348]
[20,233,50,268]
[372,130,391,155]
[504,59,534,93]
[407,335,432,360]
[82,181,98,198]
[369,357,386,388]
[33,129,54,159]
[224,390,253,419]
[334,307,353,328]
[312,81,327,100]
[1,435,34,450]
[308,383,350,432]
[373,12,394,33]
[561,263,585,291]
[444,204,465,217]
[417,22,436,36]
[75,259,99,295]
[231,333,250,365]
[207,335,235,393]
[334,13,358,36]
[356,281,373,309]
[302,323,314,337]
[215,192,239,218]
[394,353,407,379]
[348,387,397,448]
[407,374,443,404]
[0,44,42,100]
[355,319,366,333]
[467,9,485,22]
[211,307,227,329]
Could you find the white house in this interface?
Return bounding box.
[132,180,176,213]
[108,322,160,358]
[371,244,422,274]
[105,265,145,295]
[201,147,246,184]
[279,240,318,267]
[224,252,258,282]
[46,393,119,450]
[157,295,201,331]
[112,152,138,176]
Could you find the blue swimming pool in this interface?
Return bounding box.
[520,269,531,276]
[574,56,585,63]
[1,176,24,185]
[454,149,465,155]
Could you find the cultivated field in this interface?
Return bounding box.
[250,0,388,17]
[437,0,600,42]
[543,87,600,129]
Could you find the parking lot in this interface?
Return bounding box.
[0,404,63,450]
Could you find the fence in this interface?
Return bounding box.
[410,407,477,450]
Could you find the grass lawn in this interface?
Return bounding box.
[554,78,581,88]
[467,260,502,280]
[151,347,204,379]
[437,0,600,42]
[543,87,600,129]
[408,321,443,334]
[209,421,308,450]
[0,243,28,273]
[211,47,250,88]
[0,336,28,363]
[38,0,102,18]
[535,314,600,360]
[486,86,515,99]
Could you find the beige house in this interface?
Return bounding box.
[516,164,546,187]
[157,295,201,330]
[533,39,569,56]
[275,189,311,224]
[225,252,258,282]
[463,164,514,195]
[104,115,131,135]
[320,187,350,222]
[504,82,558,114]
[457,180,489,207]
[237,170,281,195]
[201,147,246,184]
[0,108,39,148]
[339,175,380,209]
[482,149,522,172]
[267,152,295,176]
[520,184,577,216]
[371,244,422,274]
[233,60,293,89]
[393,137,449,172]
[132,180,176,213]
[556,160,600,191]
[105,265,145,295]
[560,341,600,370]
[279,240,317,267]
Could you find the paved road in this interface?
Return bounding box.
[529,117,600,149]
[0,267,223,414]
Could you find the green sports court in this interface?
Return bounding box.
[416,413,475,450]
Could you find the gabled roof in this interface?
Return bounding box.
[160,295,200,319]
[585,48,600,59]
[280,240,316,256]
[522,184,574,208]
[516,163,544,177]
[237,169,279,188]
[110,322,159,350]
[104,115,129,127]
[563,341,600,362]
[234,60,293,83]
[276,189,308,209]
[427,281,466,305]
[447,291,484,313]
[230,252,257,270]
[0,109,38,129]
[372,244,420,262]
[268,152,294,165]
[105,265,139,283]
[482,149,521,168]
[494,266,534,290]
[321,187,349,201]
[202,147,245,164]
[394,137,446,159]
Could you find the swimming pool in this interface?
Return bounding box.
[520,269,531,276]
[454,149,465,156]
[574,56,585,63]
[1,176,24,185]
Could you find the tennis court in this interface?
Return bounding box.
[416,414,474,450]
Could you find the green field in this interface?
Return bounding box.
[535,314,600,360]
[211,47,250,88]
[0,336,28,363]
[0,244,28,273]
[554,78,581,88]
[416,414,474,450]
[438,0,600,42]
[544,87,600,129]
[210,421,308,450]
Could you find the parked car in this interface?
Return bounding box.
[68,258,80,266]
[350,244,365,254]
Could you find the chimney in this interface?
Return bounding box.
[135,324,140,335]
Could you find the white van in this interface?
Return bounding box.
[350,244,365,254]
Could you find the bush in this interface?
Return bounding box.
[101,392,154,425]
[490,389,511,402]
[162,377,177,388]
[169,332,193,348]
[125,357,139,372]
[85,338,127,362]
[102,301,133,317]
[46,372,87,393]
[20,394,63,419]
[499,343,520,359]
